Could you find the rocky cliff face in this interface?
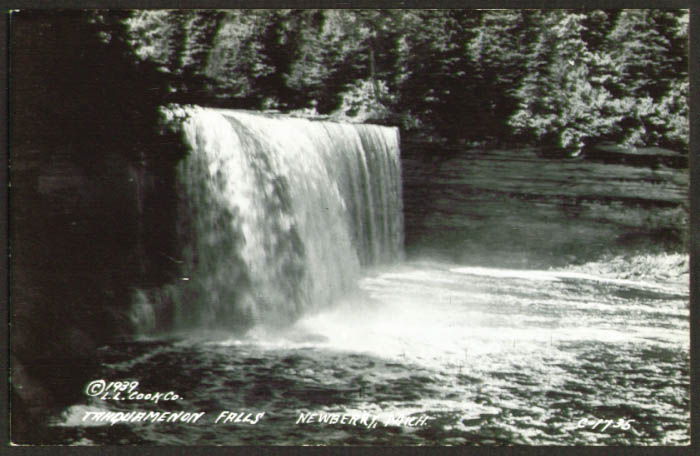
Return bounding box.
[9,12,183,442]
[10,139,183,440]
[401,142,688,268]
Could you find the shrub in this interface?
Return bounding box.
[334,78,396,122]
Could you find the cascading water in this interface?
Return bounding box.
[135,106,403,333]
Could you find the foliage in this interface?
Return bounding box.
[42,9,691,152]
[467,10,531,140]
[334,78,396,122]
[509,12,621,152]
[604,10,689,150]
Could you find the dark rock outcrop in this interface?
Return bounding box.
[9,11,182,442]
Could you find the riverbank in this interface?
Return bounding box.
[557,251,689,291]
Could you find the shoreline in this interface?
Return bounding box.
[555,251,689,292]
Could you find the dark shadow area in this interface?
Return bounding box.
[9,11,184,442]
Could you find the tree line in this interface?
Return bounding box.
[17,9,690,153]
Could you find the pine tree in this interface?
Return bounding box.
[396,10,482,142]
[468,10,531,141]
[126,10,181,72]
[605,9,688,148]
[510,11,619,153]
[203,10,275,101]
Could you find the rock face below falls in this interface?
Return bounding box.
[10,139,184,439]
[402,142,688,268]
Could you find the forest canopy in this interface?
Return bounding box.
[18,9,690,152]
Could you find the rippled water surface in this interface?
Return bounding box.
[54,261,689,445]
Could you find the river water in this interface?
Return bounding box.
[53,260,688,445]
[49,108,689,445]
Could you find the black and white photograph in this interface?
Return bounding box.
[8,8,691,446]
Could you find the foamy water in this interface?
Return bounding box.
[54,261,689,445]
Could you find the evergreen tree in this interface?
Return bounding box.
[119,9,688,151]
[178,10,223,74]
[605,9,688,148]
[468,10,531,141]
[126,10,181,72]
[204,10,274,101]
[510,11,619,153]
[281,10,353,111]
[397,10,482,142]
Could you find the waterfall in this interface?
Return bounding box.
[137,106,403,332]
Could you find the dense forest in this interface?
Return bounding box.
[12,9,689,153]
[122,9,688,153]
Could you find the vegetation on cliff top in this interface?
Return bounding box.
[11,9,688,154]
[120,9,688,153]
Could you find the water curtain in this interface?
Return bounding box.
[133,107,403,332]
